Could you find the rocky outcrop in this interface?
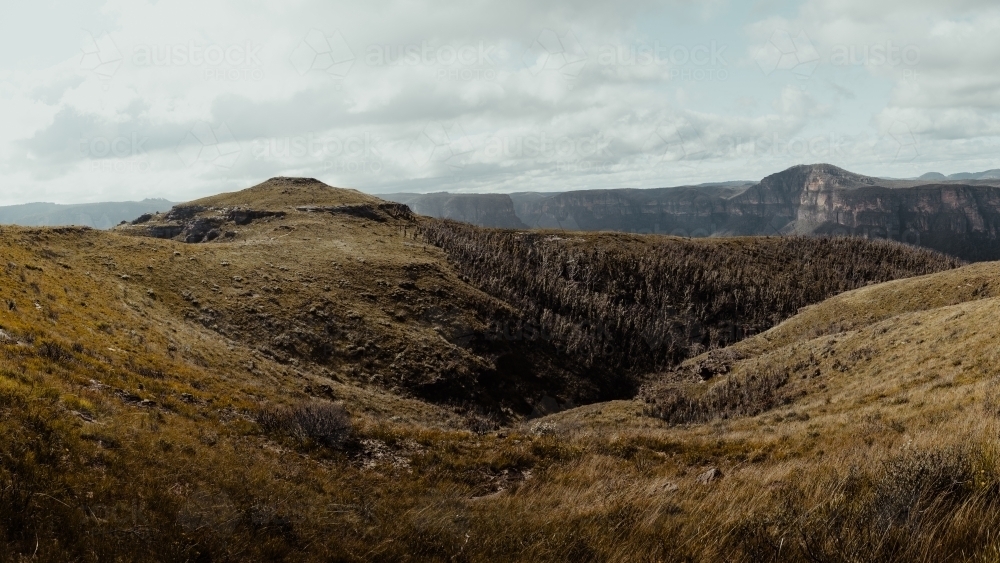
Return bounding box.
[296,203,414,222]
[799,184,1000,261]
[122,205,288,243]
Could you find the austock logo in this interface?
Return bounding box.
[80,31,123,87]
[418,305,476,347]
[132,41,263,67]
[522,29,588,84]
[641,116,708,171]
[482,318,617,345]
[754,30,820,79]
[873,121,919,164]
[408,122,475,171]
[639,320,755,352]
[176,122,242,169]
[290,29,355,79]
[483,319,557,343]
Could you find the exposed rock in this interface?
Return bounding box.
[296,203,414,222]
[696,467,724,484]
[649,479,679,493]
[127,206,287,243]
[229,209,284,225]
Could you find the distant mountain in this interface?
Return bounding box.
[918,172,947,180]
[384,164,1000,261]
[919,169,1000,181]
[0,199,176,229]
[946,169,1000,180]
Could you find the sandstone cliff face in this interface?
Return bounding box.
[805,184,1000,261]
[504,165,1000,260]
[385,166,1000,260]
[510,184,751,235]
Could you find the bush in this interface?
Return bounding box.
[38,340,71,363]
[464,409,500,435]
[715,445,992,562]
[643,366,789,424]
[257,401,353,448]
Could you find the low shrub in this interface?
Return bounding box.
[643,366,790,424]
[257,401,353,449]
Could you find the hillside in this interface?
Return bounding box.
[0,199,176,229]
[419,221,961,377]
[123,178,959,411]
[622,260,1000,560]
[0,177,978,562]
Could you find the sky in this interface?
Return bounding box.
[1,0,999,204]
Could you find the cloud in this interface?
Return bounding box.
[1,0,998,204]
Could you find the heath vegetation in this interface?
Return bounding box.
[0,179,996,561]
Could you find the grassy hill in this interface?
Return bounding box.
[622,262,1000,560]
[0,177,978,561]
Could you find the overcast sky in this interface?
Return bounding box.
[1,0,999,204]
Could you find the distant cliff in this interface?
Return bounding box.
[509,183,753,234]
[383,165,1000,261]
[382,192,525,228]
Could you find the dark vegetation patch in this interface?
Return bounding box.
[420,221,962,387]
[641,366,791,424]
[256,401,354,449]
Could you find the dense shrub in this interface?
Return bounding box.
[38,340,71,363]
[420,221,962,377]
[643,366,790,424]
[257,401,353,448]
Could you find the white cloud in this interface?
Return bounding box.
[0,0,998,205]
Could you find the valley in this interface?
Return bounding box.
[0,176,995,561]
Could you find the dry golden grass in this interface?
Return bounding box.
[1,179,999,561]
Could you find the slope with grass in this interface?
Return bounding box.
[618,261,1000,561]
[0,177,985,562]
